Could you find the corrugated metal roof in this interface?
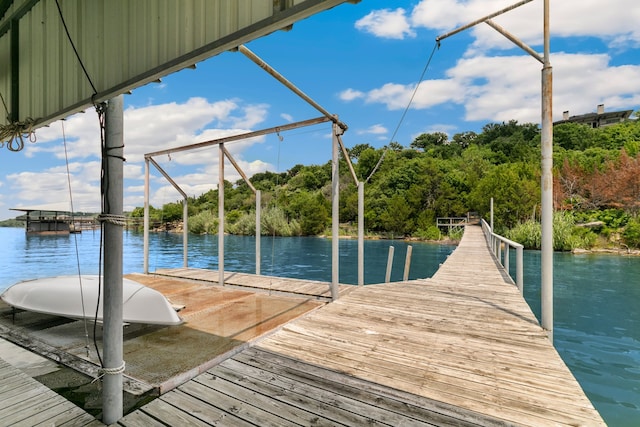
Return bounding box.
[0,0,350,135]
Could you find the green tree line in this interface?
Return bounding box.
[132,112,640,250]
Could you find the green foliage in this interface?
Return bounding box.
[553,211,576,251]
[228,211,256,235]
[415,225,441,241]
[130,112,640,248]
[508,212,598,251]
[0,218,22,227]
[623,217,640,247]
[573,209,629,229]
[188,211,217,234]
[261,206,301,237]
[410,132,448,150]
[506,219,541,249]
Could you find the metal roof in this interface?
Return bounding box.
[0,0,351,135]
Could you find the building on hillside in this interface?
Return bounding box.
[554,104,633,128]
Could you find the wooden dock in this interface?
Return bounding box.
[116,225,605,426]
[0,355,101,426]
[152,267,354,300]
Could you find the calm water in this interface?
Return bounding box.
[0,227,638,425]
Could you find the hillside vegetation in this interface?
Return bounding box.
[132,112,640,250]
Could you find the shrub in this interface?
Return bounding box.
[261,206,302,237]
[623,218,640,248]
[506,219,541,249]
[228,212,256,235]
[415,225,441,241]
[188,211,217,234]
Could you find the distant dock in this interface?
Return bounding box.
[0,224,605,425]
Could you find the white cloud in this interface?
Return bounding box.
[7,167,101,212]
[410,0,640,53]
[357,124,388,135]
[6,97,275,214]
[280,113,294,122]
[339,88,366,102]
[355,8,416,40]
[348,52,640,124]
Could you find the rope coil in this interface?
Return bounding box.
[97,213,127,226]
[92,361,126,383]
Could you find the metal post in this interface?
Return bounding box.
[516,245,524,294]
[541,0,554,342]
[143,159,149,274]
[218,143,225,286]
[358,181,364,286]
[504,244,510,272]
[403,245,413,281]
[102,95,124,425]
[490,197,494,231]
[385,246,394,283]
[183,198,188,267]
[331,124,339,300]
[256,190,261,275]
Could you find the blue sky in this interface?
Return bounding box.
[1,0,639,220]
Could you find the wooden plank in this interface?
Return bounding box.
[173,381,297,427]
[192,371,327,426]
[152,267,351,298]
[222,352,476,427]
[0,356,99,427]
[204,364,386,426]
[235,347,505,427]
[160,388,256,427]
[139,397,211,426]
[252,225,605,426]
[117,410,167,427]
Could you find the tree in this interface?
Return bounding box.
[380,194,413,236]
[410,132,448,150]
[451,131,477,148]
[553,122,595,150]
[348,143,374,161]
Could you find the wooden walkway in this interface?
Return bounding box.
[0,355,101,426]
[152,267,353,299]
[118,225,605,426]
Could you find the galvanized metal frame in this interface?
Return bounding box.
[143,116,332,285]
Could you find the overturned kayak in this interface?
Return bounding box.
[1,275,182,326]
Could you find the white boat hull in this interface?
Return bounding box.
[1,275,182,326]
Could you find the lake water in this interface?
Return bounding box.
[0,227,638,425]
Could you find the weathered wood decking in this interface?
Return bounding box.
[152,267,353,299]
[117,225,605,426]
[0,355,101,426]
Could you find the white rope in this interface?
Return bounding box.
[92,361,126,383]
[0,118,37,152]
[97,213,127,226]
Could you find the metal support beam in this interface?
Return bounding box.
[143,159,149,274]
[540,0,554,343]
[219,143,225,286]
[238,44,347,132]
[358,182,364,286]
[256,190,261,275]
[331,123,339,300]
[148,157,189,268]
[102,95,124,425]
[436,0,534,42]
[145,116,330,159]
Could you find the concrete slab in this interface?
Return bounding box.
[0,274,325,396]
